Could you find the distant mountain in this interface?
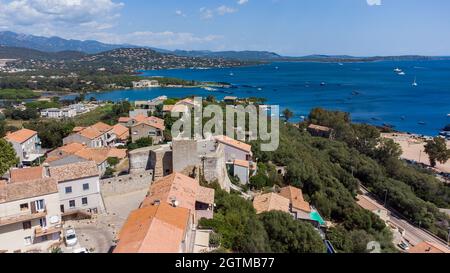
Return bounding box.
[1,46,251,74]
[0,31,138,54]
[171,50,282,61]
[0,45,86,60]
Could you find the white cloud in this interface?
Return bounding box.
[175,10,186,17]
[0,0,123,36]
[217,5,237,15]
[91,31,223,49]
[366,0,382,6]
[200,5,237,19]
[237,0,248,5]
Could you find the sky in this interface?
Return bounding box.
[0,0,450,56]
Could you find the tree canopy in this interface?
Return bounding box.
[0,139,19,176]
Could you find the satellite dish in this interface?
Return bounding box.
[49,215,60,224]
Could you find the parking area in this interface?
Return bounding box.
[61,189,148,253]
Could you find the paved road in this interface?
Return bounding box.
[359,187,450,250]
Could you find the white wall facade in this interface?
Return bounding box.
[0,193,61,253]
[57,176,105,214]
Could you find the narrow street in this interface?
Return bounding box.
[359,187,449,250]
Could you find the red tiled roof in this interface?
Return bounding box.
[114,203,190,253]
[278,186,311,213]
[215,135,252,153]
[10,167,44,183]
[4,129,37,143]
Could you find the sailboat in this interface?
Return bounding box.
[412,77,418,87]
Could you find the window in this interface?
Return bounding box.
[39,218,47,228]
[82,197,88,206]
[83,183,90,191]
[24,236,32,246]
[35,200,45,211]
[65,186,72,194]
[20,203,29,211]
[23,221,32,230]
[69,200,76,208]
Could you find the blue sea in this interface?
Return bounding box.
[83,61,450,136]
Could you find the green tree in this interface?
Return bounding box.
[259,211,326,253]
[424,137,450,167]
[107,157,120,168]
[282,108,294,122]
[0,139,19,175]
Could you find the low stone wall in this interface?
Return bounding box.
[100,170,154,197]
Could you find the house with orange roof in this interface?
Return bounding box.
[112,124,129,143]
[253,192,290,214]
[408,241,450,254]
[46,143,127,175]
[49,161,104,215]
[214,135,253,163]
[63,122,116,148]
[142,173,215,222]
[131,116,165,144]
[113,202,192,253]
[278,186,312,220]
[4,128,42,165]
[0,177,62,253]
[9,166,46,183]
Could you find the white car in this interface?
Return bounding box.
[64,229,78,247]
[73,248,90,253]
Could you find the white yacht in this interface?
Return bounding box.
[394,68,402,72]
[412,77,418,87]
[398,71,406,75]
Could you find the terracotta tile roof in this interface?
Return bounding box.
[10,167,44,183]
[409,241,450,254]
[278,186,311,213]
[176,98,195,106]
[142,173,199,212]
[58,143,86,154]
[49,161,99,182]
[215,135,252,153]
[78,127,104,140]
[91,122,113,133]
[134,116,165,131]
[308,124,333,132]
[234,159,250,168]
[0,178,58,203]
[163,105,175,112]
[114,203,190,253]
[107,148,127,159]
[4,129,37,143]
[253,192,290,214]
[196,186,215,205]
[113,124,129,140]
[133,114,148,123]
[74,148,126,164]
[72,127,85,133]
[118,117,131,123]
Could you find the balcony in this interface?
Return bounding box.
[34,225,62,238]
[0,209,47,227]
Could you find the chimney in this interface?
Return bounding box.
[43,163,50,178]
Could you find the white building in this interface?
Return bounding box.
[49,161,105,215]
[0,178,62,253]
[4,129,42,166]
[232,159,250,184]
[132,79,160,88]
[40,108,77,119]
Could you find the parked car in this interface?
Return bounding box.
[73,248,90,253]
[398,241,410,251]
[64,229,78,247]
